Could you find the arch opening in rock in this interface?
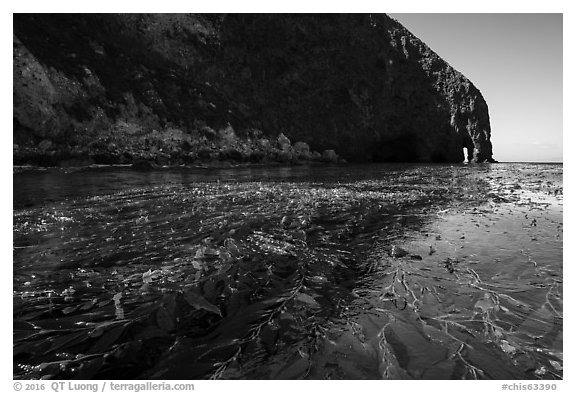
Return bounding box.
[462,137,475,163]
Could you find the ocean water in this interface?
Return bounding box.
[13,163,562,379]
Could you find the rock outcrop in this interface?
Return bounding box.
[13,14,495,165]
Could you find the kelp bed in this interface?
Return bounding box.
[13,163,563,379]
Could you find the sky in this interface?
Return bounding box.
[389,13,563,163]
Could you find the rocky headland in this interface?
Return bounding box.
[13,14,496,167]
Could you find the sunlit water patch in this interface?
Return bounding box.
[13,163,562,379]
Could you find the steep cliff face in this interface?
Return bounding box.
[13,14,495,165]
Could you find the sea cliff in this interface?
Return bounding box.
[13,14,495,166]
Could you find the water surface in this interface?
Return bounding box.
[13,163,563,379]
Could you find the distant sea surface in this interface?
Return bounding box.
[13,163,563,379]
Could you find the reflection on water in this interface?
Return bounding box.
[13,163,562,379]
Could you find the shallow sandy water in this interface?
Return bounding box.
[13,163,562,379]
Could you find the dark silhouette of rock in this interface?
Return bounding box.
[13,14,495,165]
[277,133,292,151]
[218,124,237,144]
[388,245,409,258]
[293,141,312,160]
[321,149,339,163]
